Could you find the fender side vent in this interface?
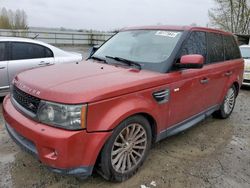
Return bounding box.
[153,89,170,104]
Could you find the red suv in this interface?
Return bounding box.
[3,26,244,181]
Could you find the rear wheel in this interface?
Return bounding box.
[98,115,152,182]
[213,85,236,119]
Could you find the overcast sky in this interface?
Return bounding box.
[0,0,215,31]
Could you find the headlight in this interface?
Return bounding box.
[37,101,87,130]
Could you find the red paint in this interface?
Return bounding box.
[3,95,111,168]
[2,26,244,175]
[180,54,204,65]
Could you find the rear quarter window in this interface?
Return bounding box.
[207,33,224,63]
[45,48,53,57]
[223,35,241,60]
[0,42,6,61]
[11,42,53,60]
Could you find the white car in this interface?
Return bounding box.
[0,37,83,96]
[240,45,250,86]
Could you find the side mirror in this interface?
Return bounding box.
[176,54,204,69]
[87,45,100,59]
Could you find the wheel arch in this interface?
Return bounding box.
[94,112,158,177]
[220,79,241,103]
[232,81,240,96]
[135,112,158,143]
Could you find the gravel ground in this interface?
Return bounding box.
[0,88,249,188]
[0,47,249,187]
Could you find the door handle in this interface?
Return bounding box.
[225,71,233,77]
[200,78,209,84]
[38,61,51,66]
[0,66,6,69]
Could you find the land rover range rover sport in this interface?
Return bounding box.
[3,26,244,181]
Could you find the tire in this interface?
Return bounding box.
[213,85,237,119]
[98,115,152,182]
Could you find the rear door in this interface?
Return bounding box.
[0,42,9,93]
[199,33,227,109]
[201,33,241,109]
[8,42,55,82]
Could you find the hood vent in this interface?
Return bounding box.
[153,89,170,104]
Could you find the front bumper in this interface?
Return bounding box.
[3,95,112,178]
[243,72,250,86]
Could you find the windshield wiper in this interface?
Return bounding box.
[106,56,141,70]
[89,56,107,63]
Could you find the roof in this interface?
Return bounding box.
[0,36,72,56]
[121,25,232,35]
[0,36,49,46]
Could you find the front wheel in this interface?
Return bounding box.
[213,85,237,119]
[98,115,152,182]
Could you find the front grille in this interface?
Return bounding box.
[12,86,41,114]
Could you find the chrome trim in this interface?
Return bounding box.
[154,90,169,96]
[154,93,169,98]
[0,85,10,90]
[153,89,170,104]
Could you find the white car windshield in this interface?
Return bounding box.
[240,47,250,59]
[93,30,182,65]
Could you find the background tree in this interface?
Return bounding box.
[208,0,250,34]
[0,7,28,29]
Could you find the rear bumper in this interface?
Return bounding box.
[3,95,112,177]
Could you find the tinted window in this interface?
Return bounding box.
[45,48,53,57]
[0,42,6,61]
[207,33,224,63]
[11,42,53,60]
[224,35,241,60]
[179,31,207,62]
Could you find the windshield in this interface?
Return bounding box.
[93,30,183,71]
[240,47,250,59]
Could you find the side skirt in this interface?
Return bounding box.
[155,105,219,142]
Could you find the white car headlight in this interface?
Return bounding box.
[37,101,87,130]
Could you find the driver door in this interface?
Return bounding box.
[0,42,9,95]
[167,31,209,128]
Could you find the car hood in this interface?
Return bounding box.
[14,61,166,104]
[67,51,83,58]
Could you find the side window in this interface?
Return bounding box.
[179,31,207,63]
[223,35,241,60]
[45,48,53,57]
[11,42,52,60]
[0,42,6,61]
[207,33,224,63]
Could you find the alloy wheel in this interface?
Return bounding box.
[111,123,147,173]
[224,87,235,115]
